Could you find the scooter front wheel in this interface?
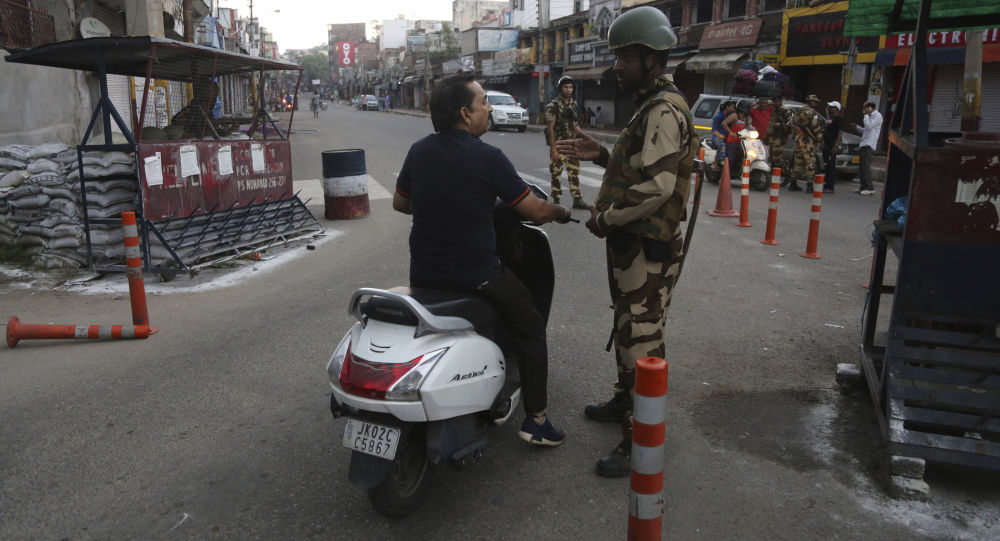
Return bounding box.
[367,426,431,518]
[750,170,770,191]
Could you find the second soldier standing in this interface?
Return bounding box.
[547,76,590,209]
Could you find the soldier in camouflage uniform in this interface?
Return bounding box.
[546,76,589,209]
[789,94,825,191]
[764,93,793,183]
[555,6,699,478]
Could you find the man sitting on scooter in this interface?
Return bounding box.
[393,72,572,447]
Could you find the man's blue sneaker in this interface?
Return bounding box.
[518,416,565,447]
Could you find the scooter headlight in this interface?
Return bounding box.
[747,149,757,160]
[747,130,759,139]
[386,348,448,401]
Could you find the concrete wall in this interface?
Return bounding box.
[0,1,93,146]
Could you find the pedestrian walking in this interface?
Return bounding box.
[821,101,844,193]
[554,6,699,478]
[546,75,590,208]
[789,94,824,191]
[392,72,572,447]
[765,93,793,184]
[384,94,391,111]
[848,101,882,195]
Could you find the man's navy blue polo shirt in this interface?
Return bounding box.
[396,129,530,290]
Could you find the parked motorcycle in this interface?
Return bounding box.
[326,187,557,517]
[699,129,771,191]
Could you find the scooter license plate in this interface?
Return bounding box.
[343,418,400,460]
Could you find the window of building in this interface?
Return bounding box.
[694,0,713,24]
[762,0,786,12]
[667,5,682,28]
[726,0,747,19]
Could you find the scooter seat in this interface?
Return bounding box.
[387,286,511,349]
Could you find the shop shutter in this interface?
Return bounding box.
[105,75,133,135]
[980,64,1000,133]
[928,64,962,133]
[93,2,126,36]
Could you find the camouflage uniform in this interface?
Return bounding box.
[791,105,824,183]
[592,74,699,382]
[764,104,793,173]
[546,96,582,201]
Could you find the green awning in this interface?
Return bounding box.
[844,0,1000,37]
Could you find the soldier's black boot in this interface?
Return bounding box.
[584,371,634,423]
[596,424,632,478]
[787,180,802,191]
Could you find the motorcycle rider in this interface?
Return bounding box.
[393,72,571,447]
[554,6,699,477]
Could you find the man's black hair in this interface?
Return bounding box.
[430,72,478,133]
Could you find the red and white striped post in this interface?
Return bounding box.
[628,356,668,541]
[121,211,150,326]
[761,167,782,245]
[737,159,751,227]
[6,318,154,347]
[800,174,824,259]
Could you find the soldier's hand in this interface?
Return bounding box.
[585,207,605,238]
[554,128,600,161]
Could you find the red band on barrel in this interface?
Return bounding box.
[632,421,665,447]
[630,470,664,494]
[635,357,668,397]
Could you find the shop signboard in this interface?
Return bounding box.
[493,48,516,74]
[477,29,518,52]
[781,2,878,66]
[337,41,355,66]
[699,19,762,50]
[137,140,293,221]
[592,41,615,66]
[566,38,600,69]
[885,27,1000,48]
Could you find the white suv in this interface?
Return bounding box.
[485,90,529,132]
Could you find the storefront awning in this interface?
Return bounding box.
[683,51,747,73]
[875,43,1000,65]
[667,54,694,69]
[402,75,423,84]
[561,65,612,79]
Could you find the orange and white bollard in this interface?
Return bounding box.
[5,211,158,348]
[761,168,782,245]
[628,356,668,541]
[121,211,149,326]
[737,159,752,227]
[800,174,824,259]
[6,317,154,348]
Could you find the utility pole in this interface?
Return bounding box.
[537,0,549,123]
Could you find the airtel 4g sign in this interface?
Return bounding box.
[337,42,355,66]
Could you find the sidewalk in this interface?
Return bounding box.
[381,105,887,183]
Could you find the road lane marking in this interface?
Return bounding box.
[293,175,392,204]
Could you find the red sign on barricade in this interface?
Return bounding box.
[137,140,293,221]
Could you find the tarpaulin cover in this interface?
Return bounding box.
[844,0,1000,37]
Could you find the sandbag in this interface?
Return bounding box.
[7,193,51,209]
[0,156,26,169]
[27,173,69,187]
[8,184,44,198]
[0,145,30,162]
[8,209,45,222]
[44,236,81,249]
[88,228,124,246]
[1,170,30,188]
[27,158,63,175]
[87,200,136,219]
[38,214,79,228]
[47,198,81,218]
[40,186,78,201]
[49,148,79,165]
[16,233,45,247]
[33,252,84,269]
[82,179,136,193]
[25,142,70,160]
[67,163,134,181]
[87,187,137,207]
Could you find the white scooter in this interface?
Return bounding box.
[699,129,771,191]
[326,188,556,517]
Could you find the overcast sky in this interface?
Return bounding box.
[223,0,455,51]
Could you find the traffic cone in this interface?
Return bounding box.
[708,157,739,218]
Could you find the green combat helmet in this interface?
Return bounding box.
[607,6,678,51]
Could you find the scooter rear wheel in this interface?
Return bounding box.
[750,170,770,191]
[367,426,431,517]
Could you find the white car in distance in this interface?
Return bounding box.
[485,90,529,132]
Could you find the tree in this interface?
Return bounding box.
[429,22,461,65]
[300,53,331,86]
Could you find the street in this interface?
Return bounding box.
[1,103,998,540]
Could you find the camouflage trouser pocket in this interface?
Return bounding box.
[641,236,680,264]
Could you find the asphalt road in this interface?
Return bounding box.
[1,103,997,540]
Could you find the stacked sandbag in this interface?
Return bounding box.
[0,143,140,269]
